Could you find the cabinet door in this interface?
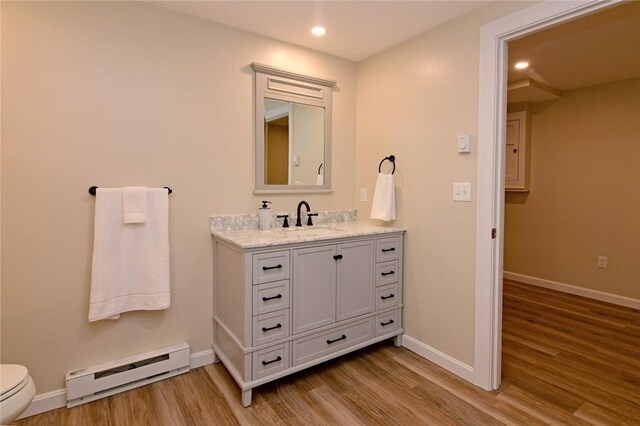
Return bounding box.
[292,245,337,334]
[505,110,529,191]
[505,117,521,183]
[336,240,374,321]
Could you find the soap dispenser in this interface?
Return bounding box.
[259,201,272,231]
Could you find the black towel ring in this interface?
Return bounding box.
[89,186,172,196]
[317,163,324,175]
[378,155,396,174]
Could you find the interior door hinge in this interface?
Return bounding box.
[491,228,497,239]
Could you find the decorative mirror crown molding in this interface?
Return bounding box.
[253,62,335,193]
[251,62,337,88]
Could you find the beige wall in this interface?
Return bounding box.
[505,78,640,299]
[355,1,536,366]
[0,2,356,393]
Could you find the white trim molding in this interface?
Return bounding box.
[504,271,640,310]
[402,335,474,383]
[18,389,67,420]
[474,0,624,391]
[190,348,215,369]
[19,348,216,419]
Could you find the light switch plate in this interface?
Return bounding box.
[453,182,471,201]
[360,187,367,202]
[458,133,472,153]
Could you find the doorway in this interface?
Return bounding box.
[473,0,631,390]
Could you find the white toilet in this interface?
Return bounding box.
[0,364,36,425]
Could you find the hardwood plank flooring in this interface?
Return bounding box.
[16,281,640,425]
[500,280,640,425]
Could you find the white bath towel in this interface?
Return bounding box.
[89,188,170,322]
[370,173,396,221]
[316,173,324,186]
[122,186,148,224]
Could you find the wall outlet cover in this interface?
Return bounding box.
[597,256,608,269]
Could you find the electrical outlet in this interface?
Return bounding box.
[360,187,367,202]
[597,256,608,269]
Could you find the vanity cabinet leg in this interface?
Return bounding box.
[393,334,403,347]
[242,389,252,407]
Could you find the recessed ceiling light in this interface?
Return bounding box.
[311,26,326,37]
[514,61,529,70]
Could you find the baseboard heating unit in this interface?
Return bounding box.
[65,342,190,407]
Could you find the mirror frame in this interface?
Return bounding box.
[252,62,336,193]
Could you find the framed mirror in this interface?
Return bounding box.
[252,63,336,193]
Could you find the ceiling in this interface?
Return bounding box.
[151,1,489,62]
[150,1,640,91]
[508,1,640,92]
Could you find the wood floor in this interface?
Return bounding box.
[17,281,640,425]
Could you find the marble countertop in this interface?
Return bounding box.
[211,221,405,249]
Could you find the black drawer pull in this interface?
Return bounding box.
[261,356,282,366]
[381,271,395,276]
[262,323,282,332]
[380,319,395,326]
[333,254,343,260]
[262,294,283,302]
[381,247,396,253]
[381,294,395,300]
[326,334,347,344]
[262,264,283,271]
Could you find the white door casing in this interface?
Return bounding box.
[474,0,623,390]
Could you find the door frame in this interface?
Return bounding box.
[473,0,623,390]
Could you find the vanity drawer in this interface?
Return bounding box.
[252,342,290,380]
[253,280,290,316]
[375,310,400,337]
[376,237,400,263]
[252,309,290,347]
[376,260,399,287]
[292,318,373,366]
[376,283,399,311]
[253,250,290,284]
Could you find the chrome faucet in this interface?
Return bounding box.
[295,201,318,227]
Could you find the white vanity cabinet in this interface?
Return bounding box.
[212,228,404,407]
[293,240,374,334]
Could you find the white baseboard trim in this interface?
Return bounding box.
[18,389,66,420]
[18,348,216,419]
[504,271,640,310]
[190,348,215,369]
[402,334,474,383]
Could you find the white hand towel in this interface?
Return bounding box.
[370,173,396,221]
[122,186,148,224]
[316,173,324,185]
[89,188,170,322]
